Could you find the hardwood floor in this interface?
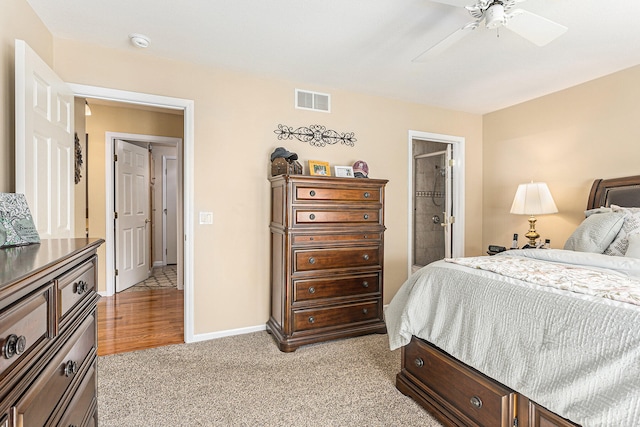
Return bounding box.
[97,287,184,356]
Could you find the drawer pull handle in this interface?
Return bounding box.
[363,214,369,220]
[364,192,370,198]
[470,396,483,409]
[2,334,27,359]
[362,308,368,314]
[308,316,315,324]
[414,358,424,368]
[64,360,79,377]
[310,190,316,197]
[363,254,369,261]
[362,281,369,288]
[308,286,316,294]
[308,257,316,264]
[309,213,316,220]
[75,280,88,295]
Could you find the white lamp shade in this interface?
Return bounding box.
[510,182,558,215]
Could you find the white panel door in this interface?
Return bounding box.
[15,39,74,238]
[164,157,178,265]
[116,140,150,292]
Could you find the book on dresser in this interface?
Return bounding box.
[267,174,388,352]
[0,238,103,427]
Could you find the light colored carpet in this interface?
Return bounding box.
[98,331,443,426]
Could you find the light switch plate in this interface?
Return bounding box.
[199,212,213,225]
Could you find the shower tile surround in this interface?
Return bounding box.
[413,140,447,268]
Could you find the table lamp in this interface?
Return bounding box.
[510,182,558,247]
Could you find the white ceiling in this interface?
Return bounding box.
[26,0,640,114]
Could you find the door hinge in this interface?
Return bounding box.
[448,159,455,167]
[513,416,519,427]
[114,211,118,219]
[115,269,119,276]
[114,153,118,162]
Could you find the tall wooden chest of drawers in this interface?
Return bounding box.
[267,175,388,352]
[0,238,103,427]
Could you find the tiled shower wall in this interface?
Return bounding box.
[413,140,447,268]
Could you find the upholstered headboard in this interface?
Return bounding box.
[588,175,640,210]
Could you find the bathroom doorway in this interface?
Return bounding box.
[408,131,465,274]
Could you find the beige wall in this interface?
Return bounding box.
[483,65,640,251]
[8,0,639,339]
[48,37,483,335]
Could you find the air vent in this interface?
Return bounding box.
[295,89,330,113]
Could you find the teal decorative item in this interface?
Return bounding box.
[0,193,40,248]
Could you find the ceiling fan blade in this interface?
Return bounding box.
[505,9,567,46]
[429,0,475,7]
[412,23,477,62]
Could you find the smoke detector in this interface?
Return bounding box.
[129,33,150,48]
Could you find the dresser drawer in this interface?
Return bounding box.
[404,338,513,427]
[58,361,96,427]
[11,313,95,427]
[294,246,381,272]
[295,185,381,203]
[292,232,381,245]
[293,300,380,332]
[294,208,380,225]
[294,273,380,303]
[0,287,52,384]
[57,256,96,327]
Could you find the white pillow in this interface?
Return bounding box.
[625,233,640,258]
[603,205,640,256]
[564,212,625,253]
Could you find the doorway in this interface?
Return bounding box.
[70,83,196,343]
[412,143,451,271]
[108,132,183,294]
[408,131,465,275]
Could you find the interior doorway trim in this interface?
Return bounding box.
[407,130,465,276]
[68,83,196,343]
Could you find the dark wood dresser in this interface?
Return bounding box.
[0,238,103,427]
[267,175,388,352]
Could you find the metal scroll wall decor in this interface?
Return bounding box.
[274,124,356,147]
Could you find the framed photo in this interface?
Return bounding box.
[309,160,331,176]
[334,166,354,178]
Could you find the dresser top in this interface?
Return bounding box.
[269,174,388,185]
[0,238,104,290]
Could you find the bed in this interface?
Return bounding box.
[385,176,640,427]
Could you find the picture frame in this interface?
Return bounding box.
[309,160,331,176]
[334,165,354,178]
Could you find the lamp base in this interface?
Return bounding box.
[524,215,539,247]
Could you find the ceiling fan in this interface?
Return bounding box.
[413,0,567,61]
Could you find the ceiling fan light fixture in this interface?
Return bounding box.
[485,3,506,29]
[129,33,151,49]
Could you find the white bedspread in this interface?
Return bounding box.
[385,249,640,426]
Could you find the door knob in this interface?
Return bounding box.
[145,219,151,224]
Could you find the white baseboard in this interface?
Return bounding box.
[153,261,165,267]
[189,324,267,343]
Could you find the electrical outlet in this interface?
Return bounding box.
[199,212,213,225]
